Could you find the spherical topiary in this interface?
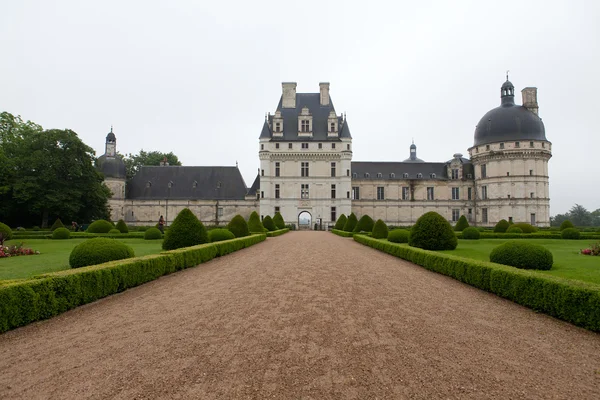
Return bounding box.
[507,226,523,234]
[0,222,13,242]
[559,220,575,231]
[227,214,250,238]
[69,238,135,268]
[454,215,470,231]
[109,228,121,235]
[561,227,581,239]
[409,211,457,250]
[461,227,480,240]
[388,229,410,243]
[512,222,537,233]
[52,227,71,239]
[343,213,358,232]
[334,214,347,230]
[162,208,208,250]
[273,212,285,230]
[87,219,115,234]
[115,219,129,233]
[144,227,163,240]
[372,219,389,239]
[353,215,374,233]
[50,218,65,231]
[247,211,265,233]
[263,215,277,231]
[490,241,553,270]
[208,228,235,242]
[494,219,510,233]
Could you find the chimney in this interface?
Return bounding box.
[319,82,330,106]
[521,87,539,115]
[282,82,297,108]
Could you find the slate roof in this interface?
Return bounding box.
[127,166,249,200]
[97,155,126,179]
[247,174,260,196]
[351,161,449,180]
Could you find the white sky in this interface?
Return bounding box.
[1,0,598,215]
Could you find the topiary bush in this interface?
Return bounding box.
[561,228,581,240]
[144,227,163,240]
[208,228,235,242]
[560,220,575,231]
[273,212,285,230]
[489,241,553,270]
[454,215,469,231]
[507,226,523,234]
[0,222,12,245]
[372,219,388,239]
[50,218,65,231]
[52,227,71,239]
[247,211,265,233]
[108,228,121,235]
[263,215,277,231]
[343,213,358,232]
[409,211,457,250]
[353,215,374,233]
[162,208,208,250]
[388,229,410,243]
[461,227,480,240]
[334,214,347,231]
[69,238,135,268]
[115,219,129,233]
[512,222,537,233]
[87,219,115,234]
[228,214,250,238]
[494,219,510,233]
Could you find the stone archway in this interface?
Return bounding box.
[298,211,312,230]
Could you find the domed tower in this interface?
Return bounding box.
[96,127,127,221]
[468,78,552,227]
[403,141,425,163]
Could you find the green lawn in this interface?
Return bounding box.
[0,239,163,280]
[439,239,600,285]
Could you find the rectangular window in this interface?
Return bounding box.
[506,172,510,176]
[347,144,350,150]
[275,184,280,199]
[509,216,513,223]
[275,143,280,149]
[261,144,264,150]
[275,123,280,132]
[288,143,292,149]
[301,120,310,132]
[332,143,336,149]
[301,143,308,149]
[261,191,264,199]
[261,169,264,177]
[346,191,350,199]
[331,184,336,199]
[274,206,280,213]
[467,208,473,221]
[531,213,536,225]
[482,208,488,224]
[352,186,360,200]
[218,207,223,217]
[301,184,309,199]
[530,192,534,198]
[318,143,322,149]
[515,141,520,148]
[530,169,533,176]
[530,141,534,148]
[500,143,505,149]
[481,164,487,178]
[402,186,410,200]
[481,186,487,199]
[452,187,460,200]
[452,209,460,222]
[486,145,490,151]
[427,187,434,200]
[467,187,472,200]
[331,162,336,177]
[330,123,335,132]
[451,169,459,179]
[377,186,385,200]
[331,207,337,222]
[301,162,309,177]
[275,162,280,177]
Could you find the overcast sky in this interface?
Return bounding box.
[1,0,598,215]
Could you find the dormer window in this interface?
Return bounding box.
[168,181,174,188]
[417,173,423,178]
[430,173,436,178]
[390,173,395,178]
[364,173,370,178]
[275,122,281,132]
[377,173,382,178]
[330,123,335,132]
[403,173,409,178]
[353,173,357,178]
[192,180,197,188]
[301,120,310,132]
[146,181,152,188]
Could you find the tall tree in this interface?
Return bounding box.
[568,204,592,227]
[121,150,182,180]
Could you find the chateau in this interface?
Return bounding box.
[98,79,551,228]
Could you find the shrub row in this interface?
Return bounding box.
[0,234,266,333]
[7,232,147,240]
[354,235,600,332]
[332,229,354,237]
[266,228,290,237]
[455,232,598,240]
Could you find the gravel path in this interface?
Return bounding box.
[1,232,599,399]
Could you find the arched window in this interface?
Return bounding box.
[403,173,409,178]
[417,173,423,178]
[364,173,370,178]
[390,173,395,178]
[377,173,382,178]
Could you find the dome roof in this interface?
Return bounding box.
[97,154,126,179]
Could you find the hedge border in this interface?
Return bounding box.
[353,235,600,332]
[455,232,599,240]
[332,229,354,237]
[0,234,266,333]
[266,228,289,237]
[10,233,147,240]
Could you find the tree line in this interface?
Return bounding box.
[551,204,600,227]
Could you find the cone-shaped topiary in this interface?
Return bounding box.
[69,238,135,268]
[263,215,277,231]
[228,215,250,238]
[52,227,71,239]
[343,213,358,232]
[372,219,388,239]
[50,218,65,231]
[87,219,115,233]
[409,211,457,250]
[162,208,208,250]
[208,228,235,242]
[560,220,575,231]
[561,228,580,239]
[273,212,285,230]
[116,219,129,233]
[334,214,347,230]
[462,227,480,240]
[494,219,510,233]
[353,215,374,233]
[388,229,410,243]
[248,211,265,233]
[144,227,163,240]
[454,215,469,231]
[490,241,553,270]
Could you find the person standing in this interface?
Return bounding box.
[158,215,165,233]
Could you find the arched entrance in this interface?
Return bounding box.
[298,211,312,230]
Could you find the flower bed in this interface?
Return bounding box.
[581,242,600,256]
[0,243,40,258]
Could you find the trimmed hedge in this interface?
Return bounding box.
[494,219,510,233]
[353,215,375,233]
[0,222,13,242]
[69,238,135,268]
[208,228,235,242]
[108,229,121,235]
[512,222,537,233]
[353,235,600,332]
[144,227,163,240]
[489,241,553,270]
[343,213,358,232]
[507,227,523,234]
[454,215,469,231]
[561,228,581,240]
[266,228,290,237]
[273,212,285,230]
[263,215,277,232]
[0,234,266,333]
[162,208,208,251]
[388,229,410,243]
[87,220,115,234]
[334,214,347,231]
[332,229,354,237]
[560,220,575,231]
[50,218,65,231]
[52,227,71,240]
[461,227,480,240]
[372,219,388,239]
[116,219,129,234]
[248,211,265,233]
[455,231,599,240]
[228,215,250,238]
[409,211,457,250]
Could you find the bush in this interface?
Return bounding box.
[332,229,353,237]
[228,215,250,238]
[334,214,347,230]
[32,226,40,231]
[0,222,13,244]
[247,211,265,233]
[507,226,523,234]
[343,213,358,232]
[69,238,135,268]
[388,229,410,243]
[513,222,537,233]
[561,228,581,240]
[461,227,480,240]
[263,215,277,231]
[52,227,71,240]
[560,220,575,231]
[353,215,374,233]
[144,227,163,240]
[50,218,65,231]
[208,228,235,242]
[115,219,129,233]
[87,219,115,234]
[494,219,510,233]
[108,229,121,235]
[409,211,457,250]
[454,215,469,231]
[372,219,388,239]
[273,212,285,230]
[162,208,208,250]
[489,241,553,270]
